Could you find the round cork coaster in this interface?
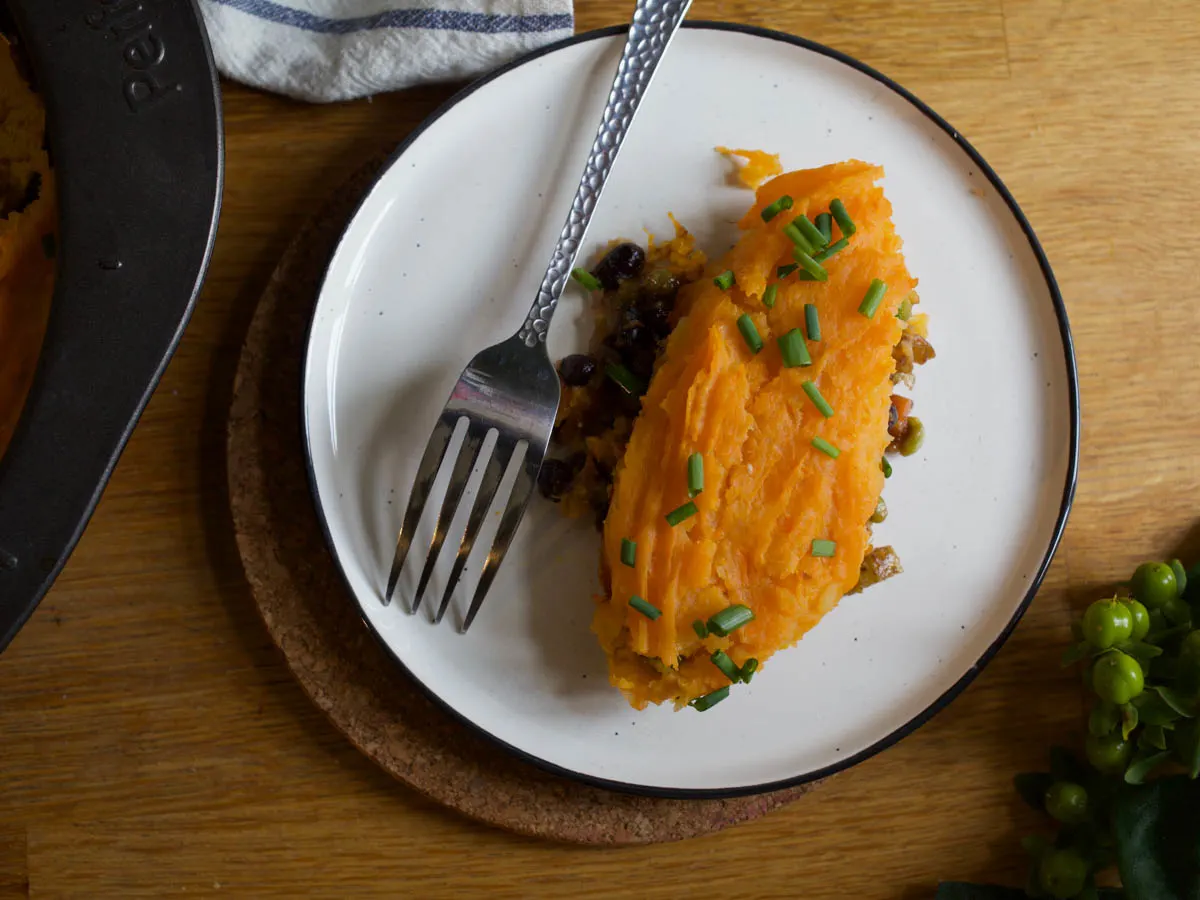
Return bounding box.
[225,157,814,844]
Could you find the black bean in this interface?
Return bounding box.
[888,402,898,433]
[592,242,646,291]
[640,302,671,340]
[537,459,574,501]
[625,345,657,382]
[558,354,597,386]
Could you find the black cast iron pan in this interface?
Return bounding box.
[0,0,223,650]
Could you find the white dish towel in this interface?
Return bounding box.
[198,0,575,103]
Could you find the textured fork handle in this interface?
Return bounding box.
[516,0,693,347]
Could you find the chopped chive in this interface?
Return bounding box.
[796,215,828,249]
[815,213,833,244]
[740,658,759,683]
[620,538,637,568]
[778,328,811,368]
[629,595,661,620]
[777,263,799,279]
[714,270,736,290]
[830,198,857,236]
[707,604,756,637]
[688,452,704,496]
[692,619,709,639]
[792,248,829,282]
[665,500,698,527]
[605,362,646,396]
[762,284,778,309]
[802,380,834,417]
[811,539,837,558]
[760,195,794,222]
[812,436,841,459]
[859,279,888,318]
[737,314,764,354]
[804,303,821,341]
[897,297,913,321]
[782,221,816,255]
[690,686,730,711]
[812,237,849,263]
[797,270,817,281]
[882,456,893,478]
[711,650,741,682]
[571,267,602,292]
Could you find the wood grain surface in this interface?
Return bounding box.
[3,0,1199,896]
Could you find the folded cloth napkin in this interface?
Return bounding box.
[198,0,574,103]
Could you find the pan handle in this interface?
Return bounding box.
[0,0,223,650]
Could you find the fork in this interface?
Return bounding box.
[384,0,694,631]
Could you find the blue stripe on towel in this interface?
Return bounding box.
[209,0,574,35]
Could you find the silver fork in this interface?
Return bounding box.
[383,0,694,631]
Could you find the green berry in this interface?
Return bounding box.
[1082,598,1134,649]
[1132,562,1177,610]
[1086,732,1134,774]
[1044,781,1089,824]
[1038,848,1089,899]
[1165,596,1193,627]
[1088,701,1119,737]
[1123,598,1151,642]
[1092,651,1145,704]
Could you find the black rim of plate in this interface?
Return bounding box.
[300,21,1081,800]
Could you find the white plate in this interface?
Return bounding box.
[303,23,1078,796]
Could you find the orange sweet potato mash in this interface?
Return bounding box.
[592,160,917,709]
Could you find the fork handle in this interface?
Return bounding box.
[516,0,694,348]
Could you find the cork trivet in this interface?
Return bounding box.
[226,157,814,845]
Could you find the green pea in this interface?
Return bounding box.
[1082,598,1133,649]
[1132,561,1177,610]
[1038,848,1089,899]
[1085,732,1134,774]
[897,416,925,456]
[1092,651,1145,704]
[1122,598,1151,642]
[1165,596,1193,627]
[1043,781,1089,824]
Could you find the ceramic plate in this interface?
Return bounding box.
[302,23,1078,797]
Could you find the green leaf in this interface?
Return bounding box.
[1132,692,1183,727]
[1171,718,1200,779]
[1147,623,1191,645]
[1122,702,1140,741]
[1152,685,1196,718]
[1114,775,1200,900]
[1062,640,1094,667]
[1121,642,1165,665]
[1124,750,1171,785]
[1014,773,1054,812]
[1139,724,1169,752]
[935,883,1026,900]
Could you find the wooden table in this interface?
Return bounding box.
[3,1,1197,895]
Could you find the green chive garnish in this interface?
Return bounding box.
[802,380,834,417]
[796,215,828,249]
[740,658,759,683]
[830,198,856,236]
[859,279,888,318]
[778,328,811,368]
[707,604,755,637]
[812,237,849,263]
[605,362,646,396]
[760,195,793,222]
[805,303,821,341]
[665,500,698,527]
[687,452,704,496]
[812,436,841,459]
[762,284,778,309]
[815,213,833,244]
[737,314,763,354]
[792,248,828,282]
[897,297,913,321]
[882,456,893,478]
[571,267,602,292]
[711,650,741,682]
[811,539,837,558]
[690,686,730,711]
[777,263,799,279]
[693,619,709,639]
[629,595,661,620]
[620,538,637,568]
[782,221,816,255]
[713,270,736,290]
